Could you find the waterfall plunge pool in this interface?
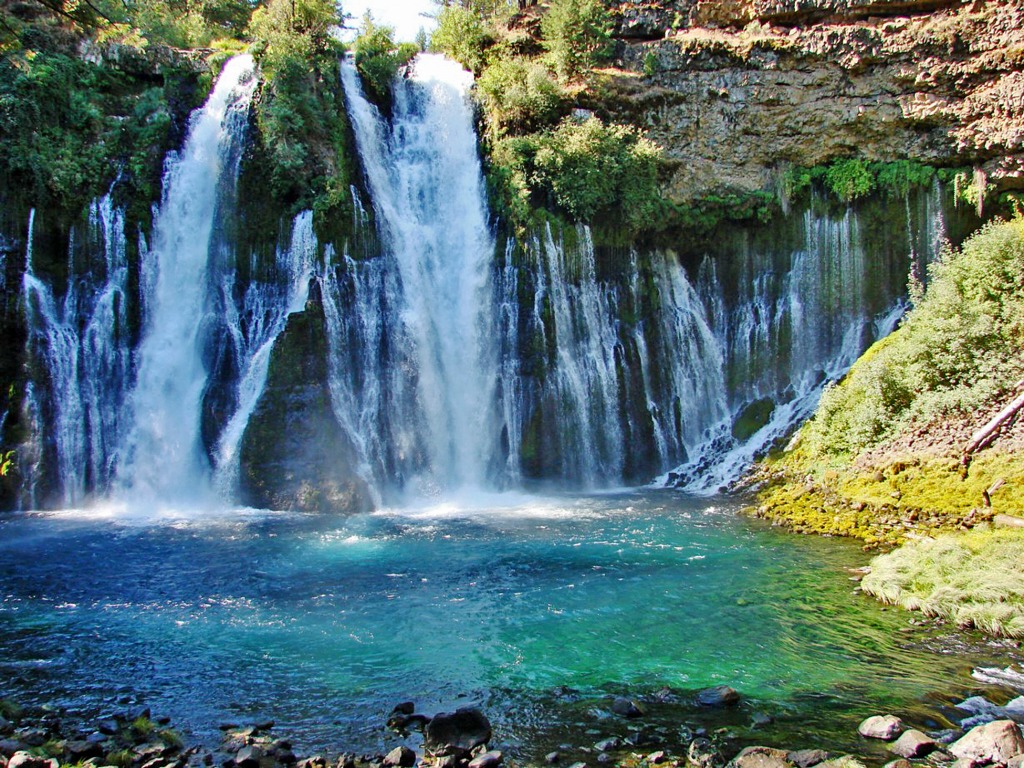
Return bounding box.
[0,491,1018,761]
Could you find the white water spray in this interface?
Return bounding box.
[117,55,257,503]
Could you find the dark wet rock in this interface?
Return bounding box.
[752,713,774,728]
[726,746,793,768]
[697,686,741,707]
[648,751,668,764]
[219,725,241,732]
[468,751,503,768]
[235,746,264,768]
[336,753,356,768]
[567,763,588,768]
[611,698,644,718]
[545,752,560,764]
[624,728,660,747]
[594,739,621,752]
[86,732,108,745]
[382,747,415,768]
[0,743,24,758]
[14,732,45,749]
[788,750,829,768]
[0,719,10,737]
[890,731,940,759]
[296,757,329,768]
[596,755,613,764]
[859,716,905,741]
[253,722,274,733]
[689,738,723,768]
[424,709,492,756]
[98,721,121,736]
[67,739,104,759]
[155,717,172,726]
[130,708,152,723]
[391,704,415,717]
[949,720,1024,764]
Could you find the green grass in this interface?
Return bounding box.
[862,527,1024,637]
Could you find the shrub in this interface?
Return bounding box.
[872,160,935,198]
[804,218,1024,459]
[824,158,875,201]
[353,15,418,106]
[540,0,613,80]
[531,116,663,230]
[477,56,565,137]
[429,5,494,74]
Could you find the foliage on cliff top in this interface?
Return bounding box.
[862,527,1024,637]
[352,15,418,108]
[246,0,358,237]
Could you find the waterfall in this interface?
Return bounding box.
[672,189,948,491]
[22,199,132,505]
[212,211,316,496]
[340,54,499,494]
[116,55,256,503]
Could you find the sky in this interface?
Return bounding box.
[341,0,439,42]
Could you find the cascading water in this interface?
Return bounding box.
[116,55,257,503]
[340,55,500,494]
[672,185,949,491]
[22,198,132,505]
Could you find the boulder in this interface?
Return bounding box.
[883,760,912,768]
[594,739,621,752]
[949,720,1024,764]
[726,746,793,768]
[697,686,741,707]
[889,731,940,759]
[788,750,829,768]
[859,716,904,741]
[391,704,415,717]
[0,743,24,759]
[611,698,644,718]
[648,752,668,764]
[235,746,264,768]
[382,747,415,768]
[423,709,492,756]
[8,753,56,768]
[467,751,502,768]
[67,739,104,759]
[689,738,723,768]
[545,753,560,764]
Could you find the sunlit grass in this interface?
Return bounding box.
[862,527,1024,637]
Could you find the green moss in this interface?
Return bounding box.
[862,527,1024,637]
[824,158,875,202]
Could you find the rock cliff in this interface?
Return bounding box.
[599,0,1024,203]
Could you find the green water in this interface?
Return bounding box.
[0,491,1018,760]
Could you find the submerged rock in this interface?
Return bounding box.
[697,686,741,707]
[611,698,644,718]
[949,720,1024,764]
[858,716,904,740]
[467,750,503,768]
[788,750,829,768]
[726,746,793,768]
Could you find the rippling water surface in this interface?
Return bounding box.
[0,492,1017,758]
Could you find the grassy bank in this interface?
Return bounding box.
[749,217,1024,635]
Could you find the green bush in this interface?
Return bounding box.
[540,0,613,80]
[531,116,663,230]
[824,158,875,202]
[477,56,565,137]
[872,160,935,198]
[429,5,495,74]
[353,15,417,107]
[805,217,1024,459]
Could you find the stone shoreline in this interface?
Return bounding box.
[2,683,1023,768]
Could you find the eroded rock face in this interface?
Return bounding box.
[239,281,373,514]
[602,0,1024,201]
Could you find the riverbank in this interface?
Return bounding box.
[3,671,1024,768]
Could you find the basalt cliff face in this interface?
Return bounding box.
[600,0,1023,202]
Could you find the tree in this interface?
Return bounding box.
[540,0,612,80]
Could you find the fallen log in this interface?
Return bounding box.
[962,380,1024,471]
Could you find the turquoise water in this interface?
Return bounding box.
[0,492,1016,758]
